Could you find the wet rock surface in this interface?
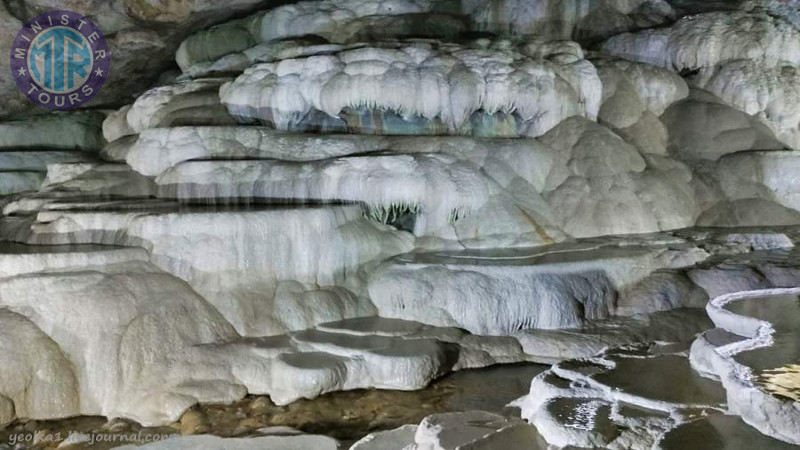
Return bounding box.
[723,294,800,403]
[3,0,800,448]
[0,363,545,449]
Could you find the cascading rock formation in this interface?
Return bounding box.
[1,0,800,448]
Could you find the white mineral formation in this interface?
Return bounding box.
[125,78,235,133]
[0,259,241,423]
[539,117,697,237]
[0,308,79,426]
[686,149,800,226]
[122,130,566,246]
[513,309,712,363]
[695,199,800,228]
[692,288,800,445]
[350,411,546,449]
[661,90,783,161]
[350,424,420,449]
[178,40,360,79]
[124,126,391,176]
[0,246,528,426]
[368,241,707,334]
[593,57,689,130]
[516,343,727,448]
[156,155,492,234]
[152,137,565,243]
[602,11,800,149]
[16,205,412,336]
[144,120,707,242]
[102,105,135,142]
[3,2,800,447]
[693,61,800,149]
[38,163,156,198]
[601,11,800,71]
[0,243,149,277]
[219,39,601,137]
[712,151,800,213]
[100,135,138,162]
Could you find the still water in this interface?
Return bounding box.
[725,294,800,402]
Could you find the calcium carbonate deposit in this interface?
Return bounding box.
[1,0,799,448]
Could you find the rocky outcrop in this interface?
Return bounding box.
[518,285,800,448]
[351,411,545,449]
[692,61,800,149]
[368,241,707,334]
[13,204,413,336]
[3,1,800,447]
[0,112,105,151]
[0,112,105,195]
[0,308,79,426]
[662,90,783,161]
[540,116,699,236]
[692,288,800,445]
[601,11,800,70]
[0,243,534,426]
[219,39,601,137]
[602,11,800,149]
[516,342,728,448]
[175,0,466,72]
[466,0,676,44]
[125,78,236,133]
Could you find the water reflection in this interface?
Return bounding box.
[725,294,800,402]
[0,364,546,449]
[659,414,798,450]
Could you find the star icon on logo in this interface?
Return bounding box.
[11,11,109,110]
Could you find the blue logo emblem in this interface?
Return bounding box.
[10,10,110,110]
